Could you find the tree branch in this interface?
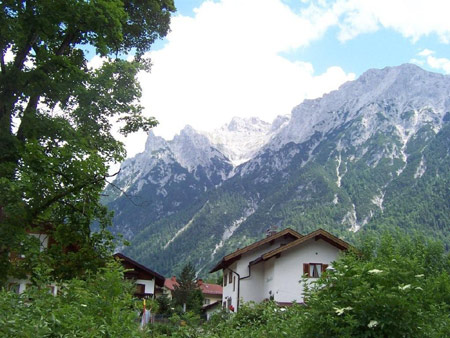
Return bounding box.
[0,49,5,75]
[16,94,40,142]
[104,178,147,207]
[30,174,106,220]
[13,31,38,71]
[55,30,78,56]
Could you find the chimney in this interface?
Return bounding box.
[266,227,277,237]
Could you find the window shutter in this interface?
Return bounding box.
[322,264,328,273]
[303,263,310,277]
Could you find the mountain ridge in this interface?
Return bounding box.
[104,64,450,276]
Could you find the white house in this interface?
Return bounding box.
[210,228,352,311]
[114,253,165,298]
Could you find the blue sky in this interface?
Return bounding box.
[120,0,450,157]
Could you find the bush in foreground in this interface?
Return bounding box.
[0,261,143,337]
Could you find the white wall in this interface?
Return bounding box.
[136,279,155,295]
[240,262,265,303]
[272,238,341,303]
[263,258,275,300]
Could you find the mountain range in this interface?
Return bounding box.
[103,64,450,277]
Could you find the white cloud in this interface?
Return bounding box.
[426,55,450,74]
[418,49,434,57]
[324,0,450,43]
[414,49,450,74]
[129,0,353,157]
[87,55,108,70]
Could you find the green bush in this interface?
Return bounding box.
[0,261,144,337]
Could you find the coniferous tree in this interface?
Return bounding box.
[173,262,204,314]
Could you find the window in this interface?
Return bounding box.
[223,274,227,286]
[136,283,146,294]
[303,263,328,278]
[204,298,210,305]
[233,276,236,292]
[229,271,232,283]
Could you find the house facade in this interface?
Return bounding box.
[210,228,351,311]
[114,253,165,298]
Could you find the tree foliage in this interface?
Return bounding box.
[0,260,145,337]
[0,0,175,284]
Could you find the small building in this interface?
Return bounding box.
[210,228,352,311]
[114,253,165,298]
[202,301,222,320]
[198,279,223,305]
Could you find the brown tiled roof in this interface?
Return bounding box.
[209,228,302,272]
[164,276,178,291]
[164,277,223,296]
[198,281,223,295]
[262,228,352,261]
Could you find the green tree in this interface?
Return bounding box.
[156,293,173,316]
[0,0,175,284]
[173,262,204,314]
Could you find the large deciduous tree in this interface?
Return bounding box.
[0,0,175,284]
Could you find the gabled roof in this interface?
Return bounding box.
[209,228,302,273]
[164,277,223,296]
[114,253,165,287]
[261,228,352,261]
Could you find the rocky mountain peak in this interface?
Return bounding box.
[144,131,169,153]
[203,116,288,167]
[171,125,230,172]
[270,64,450,151]
[227,116,270,132]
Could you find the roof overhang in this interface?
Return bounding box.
[261,228,353,261]
[209,228,302,273]
[114,253,165,287]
